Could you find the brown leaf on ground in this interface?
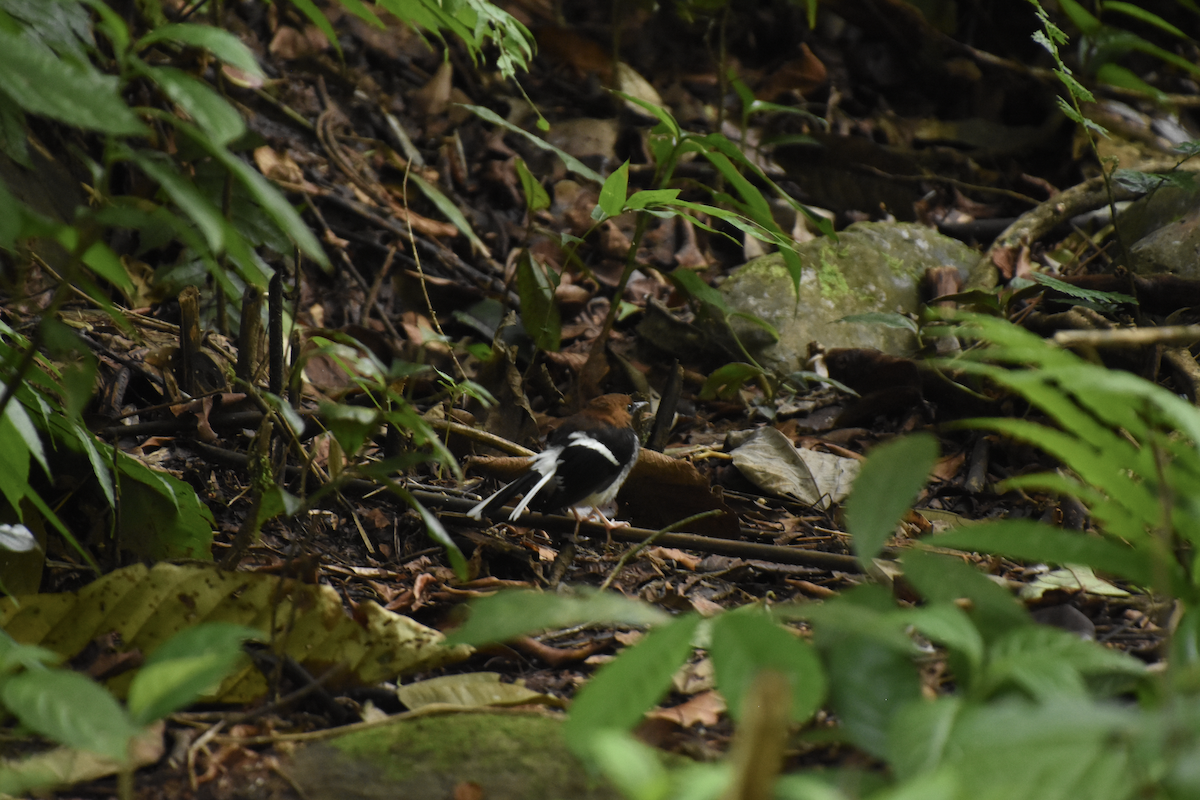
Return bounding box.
[646,690,727,728]
[621,449,740,537]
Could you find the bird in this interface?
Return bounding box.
[467,394,642,529]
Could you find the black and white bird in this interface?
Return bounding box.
[467,394,642,528]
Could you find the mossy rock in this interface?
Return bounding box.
[717,222,978,371]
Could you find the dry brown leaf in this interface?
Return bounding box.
[535,26,613,82]
[409,60,454,118]
[689,596,725,617]
[622,449,740,537]
[268,26,328,60]
[645,547,700,570]
[646,690,726,728]
[931,450,967,482]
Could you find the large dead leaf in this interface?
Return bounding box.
[396,673,564,710]
[0,721,164,796]
[0,563,469,703]
[728,427,860,510]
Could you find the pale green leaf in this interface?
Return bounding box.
[845,433,939,567]
[140,65,245,146]
[1,670,140,761]
[462,104,604,184]
[563,613,701,755]
[136,23,264,78]
[0,27,145,134]
[444,589,668,647]
[596,160,630,219]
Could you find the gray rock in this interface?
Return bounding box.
[716,222,979,372]
[1127,205,1200,277]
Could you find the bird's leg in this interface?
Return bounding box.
[569,508,584,544]
[572,506,630,547]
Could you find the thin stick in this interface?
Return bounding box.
[599,510,723,591]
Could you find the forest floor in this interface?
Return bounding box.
[13,0,1200,796]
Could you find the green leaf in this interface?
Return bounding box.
[589,731,671,800]
[595,160,630,220]
[624,189,680,210]
[695,146,773,222]
[1169,607,1200,687]
[797,586,917,655]
[845,433,939,567]
[0,165,33,248]
[121,147,224,253]
[823,631,922,758]
[888,696,964,780]
[326,0,385,29]
[1096,63,1168,101]
[1126,31,1200,77]
[407,493,469,582]
[866,769,959,800]
[71,421,115,507]
[1112,168,1196,194]
[710,610,826,723]
[0,630,60,673]
[513,157,550,213]
[1032,272,1135,306]
[1054,69,1096,104]
[1058,0,1102,34]
[1176,139,1200,157]
[127,623,259,725]
[284,0,343,56]
[4,0,96,61]
[931,519,1157,587]
[1,669,140,761]
[79,0,131,57]
[256,484,302,527]
[900,551,1030,642]
[261,391,304,438]
[516,250,561,352]
[2,393,48,478]
[0,27,146,134]
[728,310,780,340]
[115,453,215,561]
[167,118,329,270]
[376,0,532,79]
[320,401,379,457]
[669,267,729,312]
[0,412,31,513]
[444,589,669,646]
[136,23,265,78]
[964,417,1159,530]
[983,625,1145,700]
[610,91,680,139]
[81,240,135,296]
[462,104,604,184]
[944,699,1136,800]
[894,603,984,678]
[1066,365,1200,447]
[139,64,246,146]
[408,171,490,256]
[564,613,701,756]
[699,362,764,401]
[382,404,461,478]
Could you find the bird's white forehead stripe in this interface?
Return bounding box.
[567,432,620,465]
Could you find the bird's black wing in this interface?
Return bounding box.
[533,428,638,511]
